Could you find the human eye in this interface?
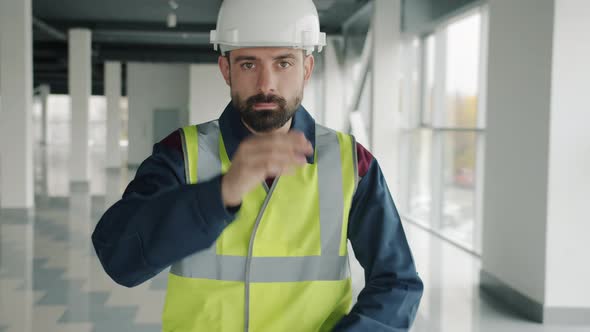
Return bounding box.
[278,61,292,69]
[241,62,255,70]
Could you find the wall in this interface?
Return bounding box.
[189,64,230,125]
[127,62,189,166]
[545,0,590,308]
[481,0,554,304]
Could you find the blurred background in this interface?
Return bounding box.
[0,0,589,331]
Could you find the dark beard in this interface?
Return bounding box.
[233,93,300,132]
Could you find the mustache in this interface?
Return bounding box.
[246,93,287,109]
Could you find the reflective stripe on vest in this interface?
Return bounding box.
[163,120,357,332]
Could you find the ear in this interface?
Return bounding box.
[218,55,231,86]
[303,54,315,85]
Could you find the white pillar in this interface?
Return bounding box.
[323,37,346,132]
[545,0,590,311]
[39,84,51,146]
[38,84,51,198]
[371,0,402,193]
[68,29,92,186]
[481,0,590,324]
[0,0,34,209]
[105,61,122,169]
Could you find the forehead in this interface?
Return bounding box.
[229,47,304,61]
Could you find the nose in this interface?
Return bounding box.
[256,64,276,95]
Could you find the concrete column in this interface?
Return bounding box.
[0,0,34,209]
[480,0,590,324]
[105,61,122,169]
[545,0,590,315]
[68,31,93,307]
[371,0,402,194]
[38,84,51,198]
[39,84,51,146]
[323,37,346,132]
[68,29,92,186]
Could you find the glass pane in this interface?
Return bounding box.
[410,39,421,126]
[47,95,71,145]
[305,50,325,123]
[89,96,107,122]
[422,35,436,126]
[47,95,71,123]
[401,38,422,127]
[441,131,478,248]
[47,145,69,197]
[32,97,44,196]
[444,13,481,128]
[43,94,110,196]
[121,97,129,162]
[409,129,432,222]
[89,96,107,148]
[32,97,42,143]
[343,5,372,109]
[359,70,372,136]
[350,112,369,148]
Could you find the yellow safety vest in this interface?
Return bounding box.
[162,120,358,332]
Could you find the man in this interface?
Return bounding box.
[92,0,423,331]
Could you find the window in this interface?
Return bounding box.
[34,95,126,197]
[404,8,487,253]
[445,13,481,128]
[343,4,373,147]
[422,35,436,126]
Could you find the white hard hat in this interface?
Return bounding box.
[210,0,326,55]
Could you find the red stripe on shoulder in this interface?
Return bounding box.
[160,129,183,154]
[356,142,373,178]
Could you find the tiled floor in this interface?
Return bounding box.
[0,188,167,332]
[1,153,589,331]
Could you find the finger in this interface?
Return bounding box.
[287,134,313,156]
[287,131,309,146]
[263,153,305,177]
[249,133,311,158]
[283,165,297,177]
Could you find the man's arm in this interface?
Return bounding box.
[92,130,237,288]
[334,144,423,331]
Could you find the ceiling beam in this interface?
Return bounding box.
[37,19,342,38]
[44,19,217,34]
[33,16,67,41]
[96,44,218,63]
[34,41,219,64]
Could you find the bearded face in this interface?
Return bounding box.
[219,47,314,133]
[231,91,302,133]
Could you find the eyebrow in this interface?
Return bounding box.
[232,53,298,63]
[273,53,298,61]
[232,55,257,63]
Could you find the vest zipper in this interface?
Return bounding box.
[244,178,280,332]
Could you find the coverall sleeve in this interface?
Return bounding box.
[333,158,424,331]
[91,130,237,288]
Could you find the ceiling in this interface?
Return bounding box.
[32,0,370,95]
